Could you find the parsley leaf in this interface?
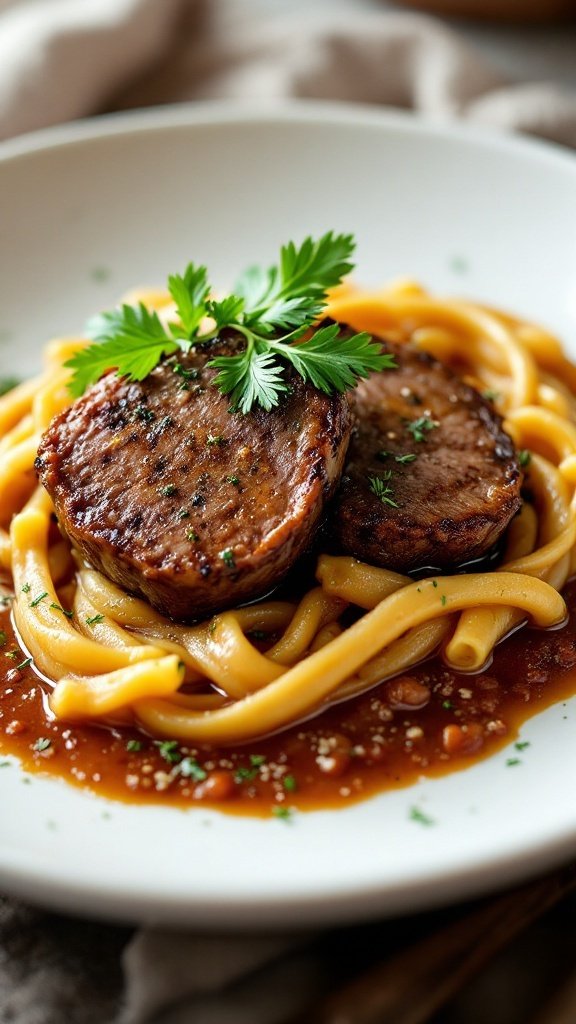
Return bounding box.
[210,349,288,414]
[270,323,395,394]
[66,304,178,398]
[67,233,393,413]
[168,264,210,340]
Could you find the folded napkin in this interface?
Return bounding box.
[0,0,576,146]
[2,2,576,1023]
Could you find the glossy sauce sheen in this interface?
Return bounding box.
[2,585,576,816]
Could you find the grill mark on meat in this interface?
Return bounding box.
[331,339,522,572]
[36,333,352,622]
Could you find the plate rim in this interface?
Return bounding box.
[2,100,576,928]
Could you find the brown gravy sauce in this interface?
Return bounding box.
[2,583,576,817]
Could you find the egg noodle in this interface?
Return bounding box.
[1,280,574,744]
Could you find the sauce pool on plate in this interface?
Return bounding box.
[1,581,576,817]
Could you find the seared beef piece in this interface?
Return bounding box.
[36,336,352,621]
[332,341,522,572]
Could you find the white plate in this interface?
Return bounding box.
[2,103,576,929]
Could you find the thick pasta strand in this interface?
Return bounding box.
[132,573,564,744]
[446,456,573,670]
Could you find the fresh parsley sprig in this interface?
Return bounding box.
[65,233,395,412]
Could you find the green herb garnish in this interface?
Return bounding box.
[220,548,236,569]
[272,806,293,822]
[65,233,394,413]
[160,483,177,497]
[395,453,417,464]
[518,449,532,469]
[178,758,207,781]
[85,614,104,626]
[126,739,143,753]
[154,739,181,764]
[16,657,33,670]
[34,737,51,752]
[409,806,435,826]
[406,416,437,443]
[50,602,74,619]
[367,471,399,508]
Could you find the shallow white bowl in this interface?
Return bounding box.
[1,103,576,928]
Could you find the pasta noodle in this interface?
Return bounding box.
[2,282,575,745]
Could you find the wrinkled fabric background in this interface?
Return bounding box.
[1,1,576,1022]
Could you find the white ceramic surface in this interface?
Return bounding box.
[1,103,576,929]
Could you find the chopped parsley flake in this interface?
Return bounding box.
[515,740,531,752]
[518,449,532,469]
[34,737,51,752]
[395,453,417,464]
[0,630,6,647]
[134,404,155,423]
[16,657,33,670]
[86,614,104,626]
[283,774,297,792]
[506,757,521,767]
[186,529,199,542]
[441,594,447,607]
[235,766,258,783]
[154,739,181,764]
[250,754,266,767]
[367,472,399,508]
[432,580,438,588]
[406,416,437,443]
[442,700,453,710]
[21,583,31,594]
[220,548,236,569]
[160,483,177,497]
[206,434,225,446]
[409,806,435,826]
[177,508,190,520]
[482,389,500,402]
[50,602,74,619]
[126,739,143,753]
[272,806,293,822]
[226,475,240,486]
[91,266,111,283]
[173,362,199,384]
[178,758,207,781]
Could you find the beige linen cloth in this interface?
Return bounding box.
[2,2,576,1023]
